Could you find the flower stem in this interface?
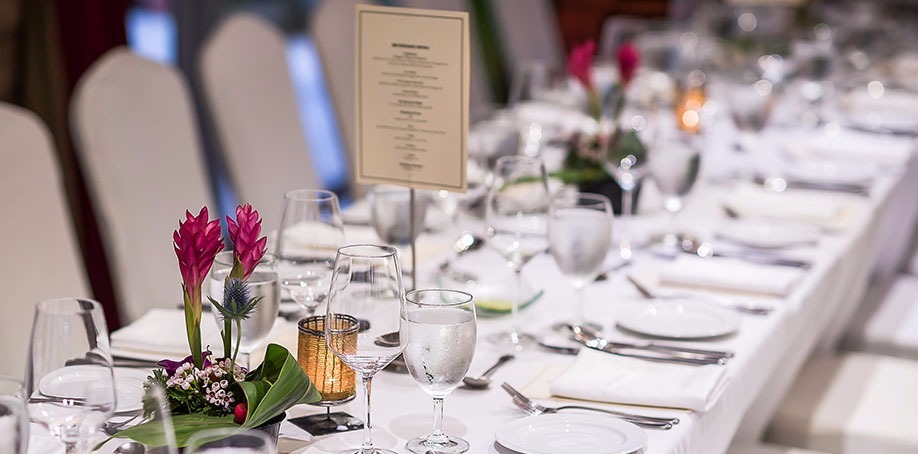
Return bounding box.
[223,317,232,361]
[232,318,242,366]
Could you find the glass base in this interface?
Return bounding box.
[487,331,537,350]
[288,411,363,436]
[406,435,470,453]
[338,449,400,454]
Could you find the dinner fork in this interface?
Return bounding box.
[501,383,678,429]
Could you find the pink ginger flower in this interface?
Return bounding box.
[567,39,596,90]
[226,204,267,280]
[617,41,641,86]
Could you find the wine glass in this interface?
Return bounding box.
[25,298,116,454]
[0,377,28,453]
[402,289,476,453]
[209,251,280,363]
[326,245,405,454]
[650,134,703,250]
[186,428,273,453]
[369,186,429,284]
[275,189,345,316]
[602,107,653,260]
[549,193,613,331]
[485,155,551,349]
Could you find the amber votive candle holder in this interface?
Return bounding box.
[297,315,357,404]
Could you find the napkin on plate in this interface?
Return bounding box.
[659,255,804,297]
[551,349,729,412]
[110,308,222,361]
[722,183,859,231]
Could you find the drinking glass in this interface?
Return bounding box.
[485,155,551,349]
[186,428,273,454]
[326,245,405,454]
[0,377,28,453]
[402,289,476,453]
[602,107,653,260]
[25,298,115,454]
[369,185,428,278]
[549,193,613,330]
[275,189,345,316]
[650,134,702,248]
[209,251,280,362]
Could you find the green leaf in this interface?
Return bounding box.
[239,344,321,428]
[114,413,237,447]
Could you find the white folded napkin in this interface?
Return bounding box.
[110,308,222,361]
[722,183,857,231]
[551,349,729,412]
[659,255,804,297]
[841,89,918,133]
[782,129,913,168]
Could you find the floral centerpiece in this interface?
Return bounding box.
[554,39,647,212]
[112,205,320,447]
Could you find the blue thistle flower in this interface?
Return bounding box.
[209,278,261,322]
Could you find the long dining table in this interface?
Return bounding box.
[37,112,917,453]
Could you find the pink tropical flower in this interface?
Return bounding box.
[174,207,224,291]
[617,41,641,86]
[174,206,224,368]
[226,203,267,280]
[567,40,596,90]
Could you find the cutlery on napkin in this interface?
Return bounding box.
[550,349,729,412]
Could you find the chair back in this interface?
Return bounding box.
[0,103,90,377]
[200,13,319,230]
[71,47,215,322]
[490,0,563,75]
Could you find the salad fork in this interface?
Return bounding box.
[501,383,677,429]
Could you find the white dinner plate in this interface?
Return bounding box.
[39,365,149,414]
[715,220,820,250]
[617,301,740,339]
[495,414,647,454]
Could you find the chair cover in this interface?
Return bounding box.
[200,13,319,231]
[490,0,563,76]
[71,47,215,323]
[0,102,90,377]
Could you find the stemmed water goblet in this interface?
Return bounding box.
[602,107,653,260]
[549,193,613,331]
[402,289,477,453]
[275,189,345,316]
[25,298,116,454]
[326,245,405,454]
[650,133,703,250]
[485,155,551,349]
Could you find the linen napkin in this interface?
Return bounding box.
[110,308,223,361]
[782,129,913,169]
[722,183,858,231]
[551,349,729,412]
[659,255,804,297]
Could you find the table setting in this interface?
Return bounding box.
[5,3,918,454]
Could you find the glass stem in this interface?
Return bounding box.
[511,268,523,343]
[575,286,586,326]
[428,396,448,445]
[360,375,374,453]
[620,187,634,260]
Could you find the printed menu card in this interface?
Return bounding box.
[355,4,469,192]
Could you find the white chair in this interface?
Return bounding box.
[907,246,918,276]
[200,13,319,231]
[311,0,375,198]
[0,102,90,377]
[728,443,828,454]
[490,0,563,76]
[845,275,918,360]
[71,47,215,323]
[766,352,918,453]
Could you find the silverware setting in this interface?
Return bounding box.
[755,175,871,196]
[626,275,774,316]
[672,234,812,269]
[462,354,514,390]
[501,382,678,430]
[567,325,731,366]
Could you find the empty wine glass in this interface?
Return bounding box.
[275,189,345,316]
[0,377,28,454]
[602,107,653,260]
[486,155,551,349]
[186,428,273,453]
[25,298,116,454]
[549,193,613,331]
[326,245,405,454]
[650,134,702,249]
[402,289,476,453]
[209,251,280,363]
